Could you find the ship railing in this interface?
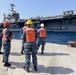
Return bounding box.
[45,27,60,30]
[41,15,63,20]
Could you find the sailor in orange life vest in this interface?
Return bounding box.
[22,20,37,72]
[38,23,46,54]
[20,22,27,54]
[2,21,13,67]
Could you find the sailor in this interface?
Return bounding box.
[2,21,13,67]
[22,20,37,72]
[38,23,46,54]
[0,30,3,54]
[20,22,27,54]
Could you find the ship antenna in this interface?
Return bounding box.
[10,3,15,14]
[3,14,6,22]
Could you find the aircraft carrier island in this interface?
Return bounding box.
[0,4,76,32]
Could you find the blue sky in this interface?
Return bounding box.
[0,0,76,22]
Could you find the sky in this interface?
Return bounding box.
[0,0,76,22]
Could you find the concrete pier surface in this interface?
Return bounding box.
[0,39,76,75]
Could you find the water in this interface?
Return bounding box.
[46,32,76,44]
[12,31,76,45]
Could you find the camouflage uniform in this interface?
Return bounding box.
[2,29,12,63]
[24,42,37,67]
[38,37,46,51]
[20,29,24,54]
[20,26,27,54]
[37,29,46,53]
[22,30,37,68]
[21,41,24,53]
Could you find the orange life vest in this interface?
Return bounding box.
[2,29,12,41]
[26,28,35,42]
[39,28,46,38]
[22,26,27,32]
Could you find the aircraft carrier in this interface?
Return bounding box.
[0,3,76,32]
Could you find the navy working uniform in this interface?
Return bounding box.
[22,20,37,72]
[20,22,27,54]
[0,30,3,54]
[38,23,46,54]
[2,21,12,67]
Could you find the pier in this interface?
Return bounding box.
[0,39,76,75]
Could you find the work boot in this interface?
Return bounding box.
[0,52,3,54]
[2,59,4,62]
[20,51,23,54]
[4,62,11,67]
[41,51,43,54]
[34,65,37,71]
[23,66,29,72]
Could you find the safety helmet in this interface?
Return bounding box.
[40,23,45,27]
[26,20,33,25]
[3,21,10,27]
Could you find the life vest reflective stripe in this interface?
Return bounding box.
[26,28,35,42]
[22,26,27,32]
[2,29,12,41]
[39,28,46,38]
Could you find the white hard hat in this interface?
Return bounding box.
[40,23,45,27]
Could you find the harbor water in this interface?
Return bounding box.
[12,31,76,45]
